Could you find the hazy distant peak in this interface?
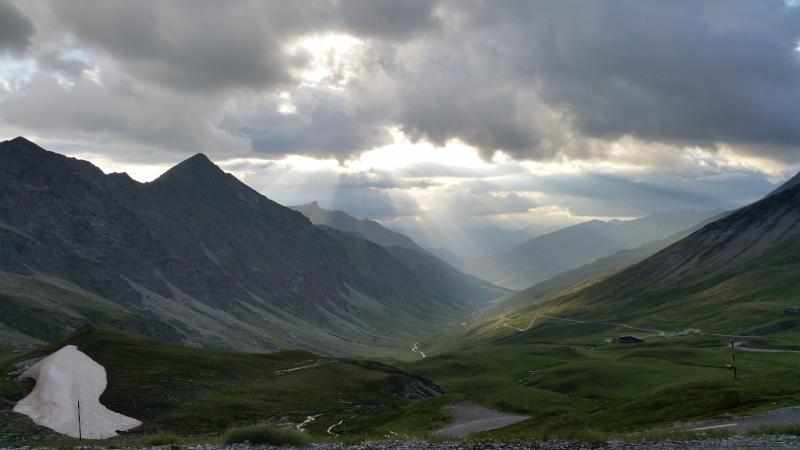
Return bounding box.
[291,201,426,252]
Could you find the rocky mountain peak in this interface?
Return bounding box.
[767,170,800,198]
[154,153,226,184]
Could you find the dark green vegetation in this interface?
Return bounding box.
[392,174,800,441]
[397,336,800,442]
[7,325,800,446]
[223,424,311,446]
[466,179,800,348]
[0,137,502,356]
[0,326,448,446]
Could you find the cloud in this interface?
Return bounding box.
[1,0,799,251]
[0,72,249,158]
[36,49,92,79]
[41,0,439,93]
[6,0,800,163]
[356,0,800,162]
[0,0,34,55]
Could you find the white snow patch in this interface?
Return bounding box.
[13,345,142,439]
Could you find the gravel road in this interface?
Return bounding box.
[681,405,800,433]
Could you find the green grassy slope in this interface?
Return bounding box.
[392,188,800,441]
[0,326,448,446]
[398,338,800,441]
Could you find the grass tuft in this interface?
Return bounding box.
[141,432,181,446]
[223,424,312,446]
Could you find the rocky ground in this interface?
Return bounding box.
[5,436,800,450]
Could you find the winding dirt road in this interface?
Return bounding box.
[411,342,426,358]
[499,314,762,340]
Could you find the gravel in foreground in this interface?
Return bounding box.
[6,435,800,450]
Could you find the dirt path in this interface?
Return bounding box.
[499,314,767,341]
[432,401,528,437]
[273,359,331,375]
[682,406,800,434]
[411,342,426,359]
[500,314,667,336]
[734,341,800,354]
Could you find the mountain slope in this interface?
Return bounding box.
[290,202,502,306]
[0,137,502,355]
[767,171,800,197]
[479,212,724,318]
[291,201,426,252]
[484,178,800,343]
[0,326,443,444]
[464,210,720,289]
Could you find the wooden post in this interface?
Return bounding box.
[77,400,82,440]
[731,340,740,408]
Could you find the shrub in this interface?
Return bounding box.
[223,424,312,446]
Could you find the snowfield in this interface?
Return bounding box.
[13,345,141,439]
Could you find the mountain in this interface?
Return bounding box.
[0,137,503,355]
[290,201,426,252]
[767,171,800,197]
[288,202,498,292]
[392,223,545,261]
[426,247,466,268]
[463,210,720,289]
[489,174,800,340]
[479,212,724,318]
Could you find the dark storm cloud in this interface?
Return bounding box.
[392,0,800,160]
[44,0,439,93]
[0,0,34,55]
[37,50,92,79]
[230,89,392,157]
[6,0,800,162]
[523,0,800,158]
[2,0,799,228]
[46,1,303,92]
[337,0,440,39]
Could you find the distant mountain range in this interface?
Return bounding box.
[477,172,800,341]
[464,210,720,289]
[290,201,427,253]
[479,212,724,318]
[392,223,556,263]
[0,137,504,355]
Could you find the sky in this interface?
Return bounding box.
[1,0,799,256]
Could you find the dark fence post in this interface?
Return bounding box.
[77,400,82,440]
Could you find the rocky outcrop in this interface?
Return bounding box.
[384,373,444,400]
